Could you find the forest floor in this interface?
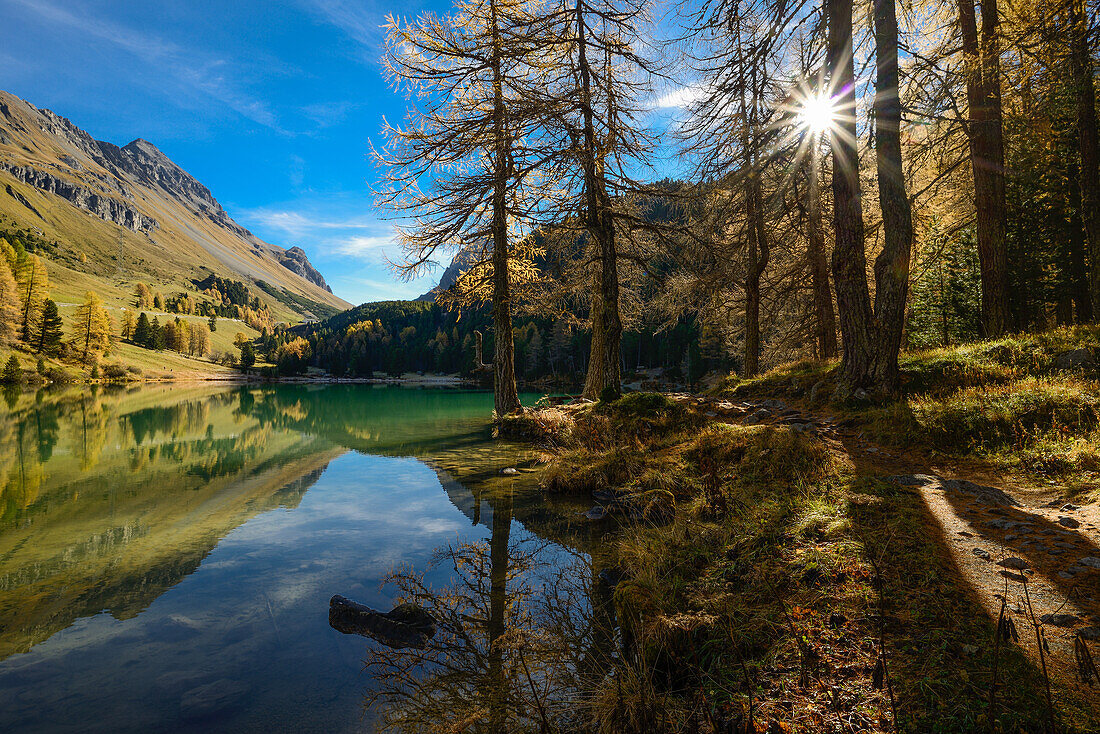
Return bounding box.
[503,326,1100,733]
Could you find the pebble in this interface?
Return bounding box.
[1058,516,1081,529]
[997,557,1029,571]
[1079,557,1100,569]
[501,467,518,475]
[972,548,991,560]
[1040,613,1079,627]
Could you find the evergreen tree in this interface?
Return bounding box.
[150,316,165,349]
[133,312,152,347]
[69,291,112,366]
[238,341,256,370]
[208,313,217,332]
[1,355,20,384]
[36,299,64,356]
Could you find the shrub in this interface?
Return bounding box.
[102,363,129,380]
[44,367,72,385]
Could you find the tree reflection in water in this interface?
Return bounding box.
[363,485,617,733]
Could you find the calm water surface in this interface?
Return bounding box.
[0,385,597,733]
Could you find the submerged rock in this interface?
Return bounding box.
[328,595,436,649]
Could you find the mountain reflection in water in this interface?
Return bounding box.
[0,384,600,734]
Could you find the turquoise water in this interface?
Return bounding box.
[0,385,591,733]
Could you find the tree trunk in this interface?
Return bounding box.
[957,0,1010,337]
[808,141,838,359]
[577,0,622,401]
[1070,0,1100,320]
[871,0,914,394]
[827,0,875,391]
[743,175,767,376]
[489,0,521,416]
[486,482,512,734]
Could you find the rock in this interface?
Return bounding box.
[942,479,1019,506]
[582,506,608,521]
[744,409,771,425]
[972,548,991,560]
[1057,516,1080,529]
[1061,503,1079,511]
[997,557,1030,571]
[853,388,870,401]
[1040,613,1079,627]
[501,467,519,475]
[809,380,827,403]
[1079,627,1100,641]
[889,474,937,486]
[1054,348,1097,371]
[1078,557,1100,569]
[1058,571,1076,580]
[180,679,249,719]
[760,399,787,411]
[328,596,436,649]
[1053,541,1077,549]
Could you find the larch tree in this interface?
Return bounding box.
[956,0,1010,336]
[121,310,137,341]
[377,0,552,416]
[680,0,786,377]
[70,291,112,366]
[17,254,49,343]
[0,257,19,346]
[825,0,914,394]
[1067,0,1100,318]
[539,0,657,399]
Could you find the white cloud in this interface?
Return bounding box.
[332,234,397,259]
[299,0,389,51]
[10,0,283,130]
[649,85,707,111]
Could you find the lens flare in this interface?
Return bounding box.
[798,93,837,134]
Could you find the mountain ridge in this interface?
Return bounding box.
[0,90,346,318]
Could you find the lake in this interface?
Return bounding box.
[0,385,606,733]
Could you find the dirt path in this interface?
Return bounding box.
[681,394,1100,697]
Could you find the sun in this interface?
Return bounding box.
[797,93,837,135]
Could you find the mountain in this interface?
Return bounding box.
[0,91,349,321]
[417,245,481,301]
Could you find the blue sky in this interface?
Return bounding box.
[0,0,688,305]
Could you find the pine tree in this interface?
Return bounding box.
[208,313,217,332]
[36,299,64,355]
[0,257,19,346]
[1,355,20,384]
[69,291,112,366]
[133,312,152,347]
[238,341,256,370]
[151,316,166,349]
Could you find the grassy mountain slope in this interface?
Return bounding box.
[0,90,350,326]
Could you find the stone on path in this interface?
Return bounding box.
[997,557,1030,571]
[1039,613,1079,627]
[1058,516,1081,529]
[973,548,991,560]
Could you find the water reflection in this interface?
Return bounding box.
[0,384,603,733]
[364,480,618,733]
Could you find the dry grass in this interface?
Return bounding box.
[512,391,1098,731]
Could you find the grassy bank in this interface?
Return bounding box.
[714,326,1100,502]
[503,330,1100,732]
